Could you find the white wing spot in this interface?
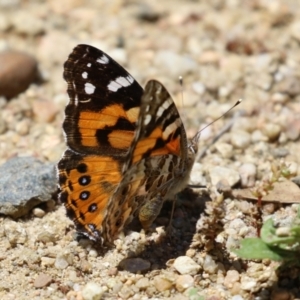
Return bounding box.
[127,75,134,83]
[85,82,95,95]
[163,118,181,139]
[157,99,172,117]
[82,71,88,79]
[97,54,109,64]
[116,76,132,87]
[87,63,92,67]
[144,114,152,126]
[108,80,122,92]
[157,106,165,117]
[162,99,172,109]
[74,94,79,106]
[107,76,134,92]
[80,98,91,103]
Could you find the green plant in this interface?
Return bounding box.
[233,162,300,263]
[188,288,205,300]
[234,207,300,263]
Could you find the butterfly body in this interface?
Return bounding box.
[57,44,198,245]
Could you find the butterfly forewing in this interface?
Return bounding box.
[58,44,144,242]
[63,44,143,156]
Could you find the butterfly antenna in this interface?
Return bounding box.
[192,99,242,145]
[178,76,185,120]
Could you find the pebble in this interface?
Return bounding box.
[238,163,256,187]
[0,157,57,219]
[285,119,300,141]
[189,163,206,187]
[41,257,55,267]
[135,277,149,290]
[271,148,289,158]
[107,267,118,276]
[81,259,93,273]
[55,252,74,269]
[81,282,105,300]
[32,207,46,218]
[0,113,6,134]
[32,99,59,123]
[251,130,268,142]
[0,50,39,99]
[276,75,300,96]
[240,277,257,291]
[46,199,56,211]
[111,280,122,294]
[154,50,198,78]
[192,81,206,95]
[262,123,281,142]
[175,275,194,292]
[290,20,300,41]
[224,270,240,289]
[118,258,151,273]
[12,11,45,35]
[15,119,30,135]
[119,284,134,299]
[231,296,244,300]
[34,273,52,288]
[270,92,290,103]
[37,231,56,243]
[209,166,240,187]
[135,3,161,22]
[230,130,251,149]
[292,176,300,187]
[153,276,173,292]
[215,142,234,159]
[3,219,27,245]
[202,255,218,274]
[2,1,300,299]
[88,249,98,258]
[173,256,201,275]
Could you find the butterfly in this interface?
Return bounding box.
[57,44,200,245]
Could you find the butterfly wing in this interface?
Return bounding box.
[62,44,143,156]
[58,44,143,242]
[100,80,195,242]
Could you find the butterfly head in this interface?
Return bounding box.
[188,131,200,156]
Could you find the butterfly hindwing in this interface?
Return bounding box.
[100,81,192,241]
[124,80,188,169]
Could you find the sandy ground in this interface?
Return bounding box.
[1,0,300,299]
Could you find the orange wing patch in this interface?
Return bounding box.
[60,155,122,231]
[132,126,182,164]
[78,104,139,149]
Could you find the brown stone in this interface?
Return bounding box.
[0,50,39,99]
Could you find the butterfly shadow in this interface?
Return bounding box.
[117,188,211,271]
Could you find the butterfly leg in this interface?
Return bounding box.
[138,194,164,230]
[166,198,176,232]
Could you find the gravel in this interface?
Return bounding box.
[0,0,300,299]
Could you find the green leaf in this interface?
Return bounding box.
[233,238,288,261]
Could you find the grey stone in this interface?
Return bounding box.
[0,156,57,218]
